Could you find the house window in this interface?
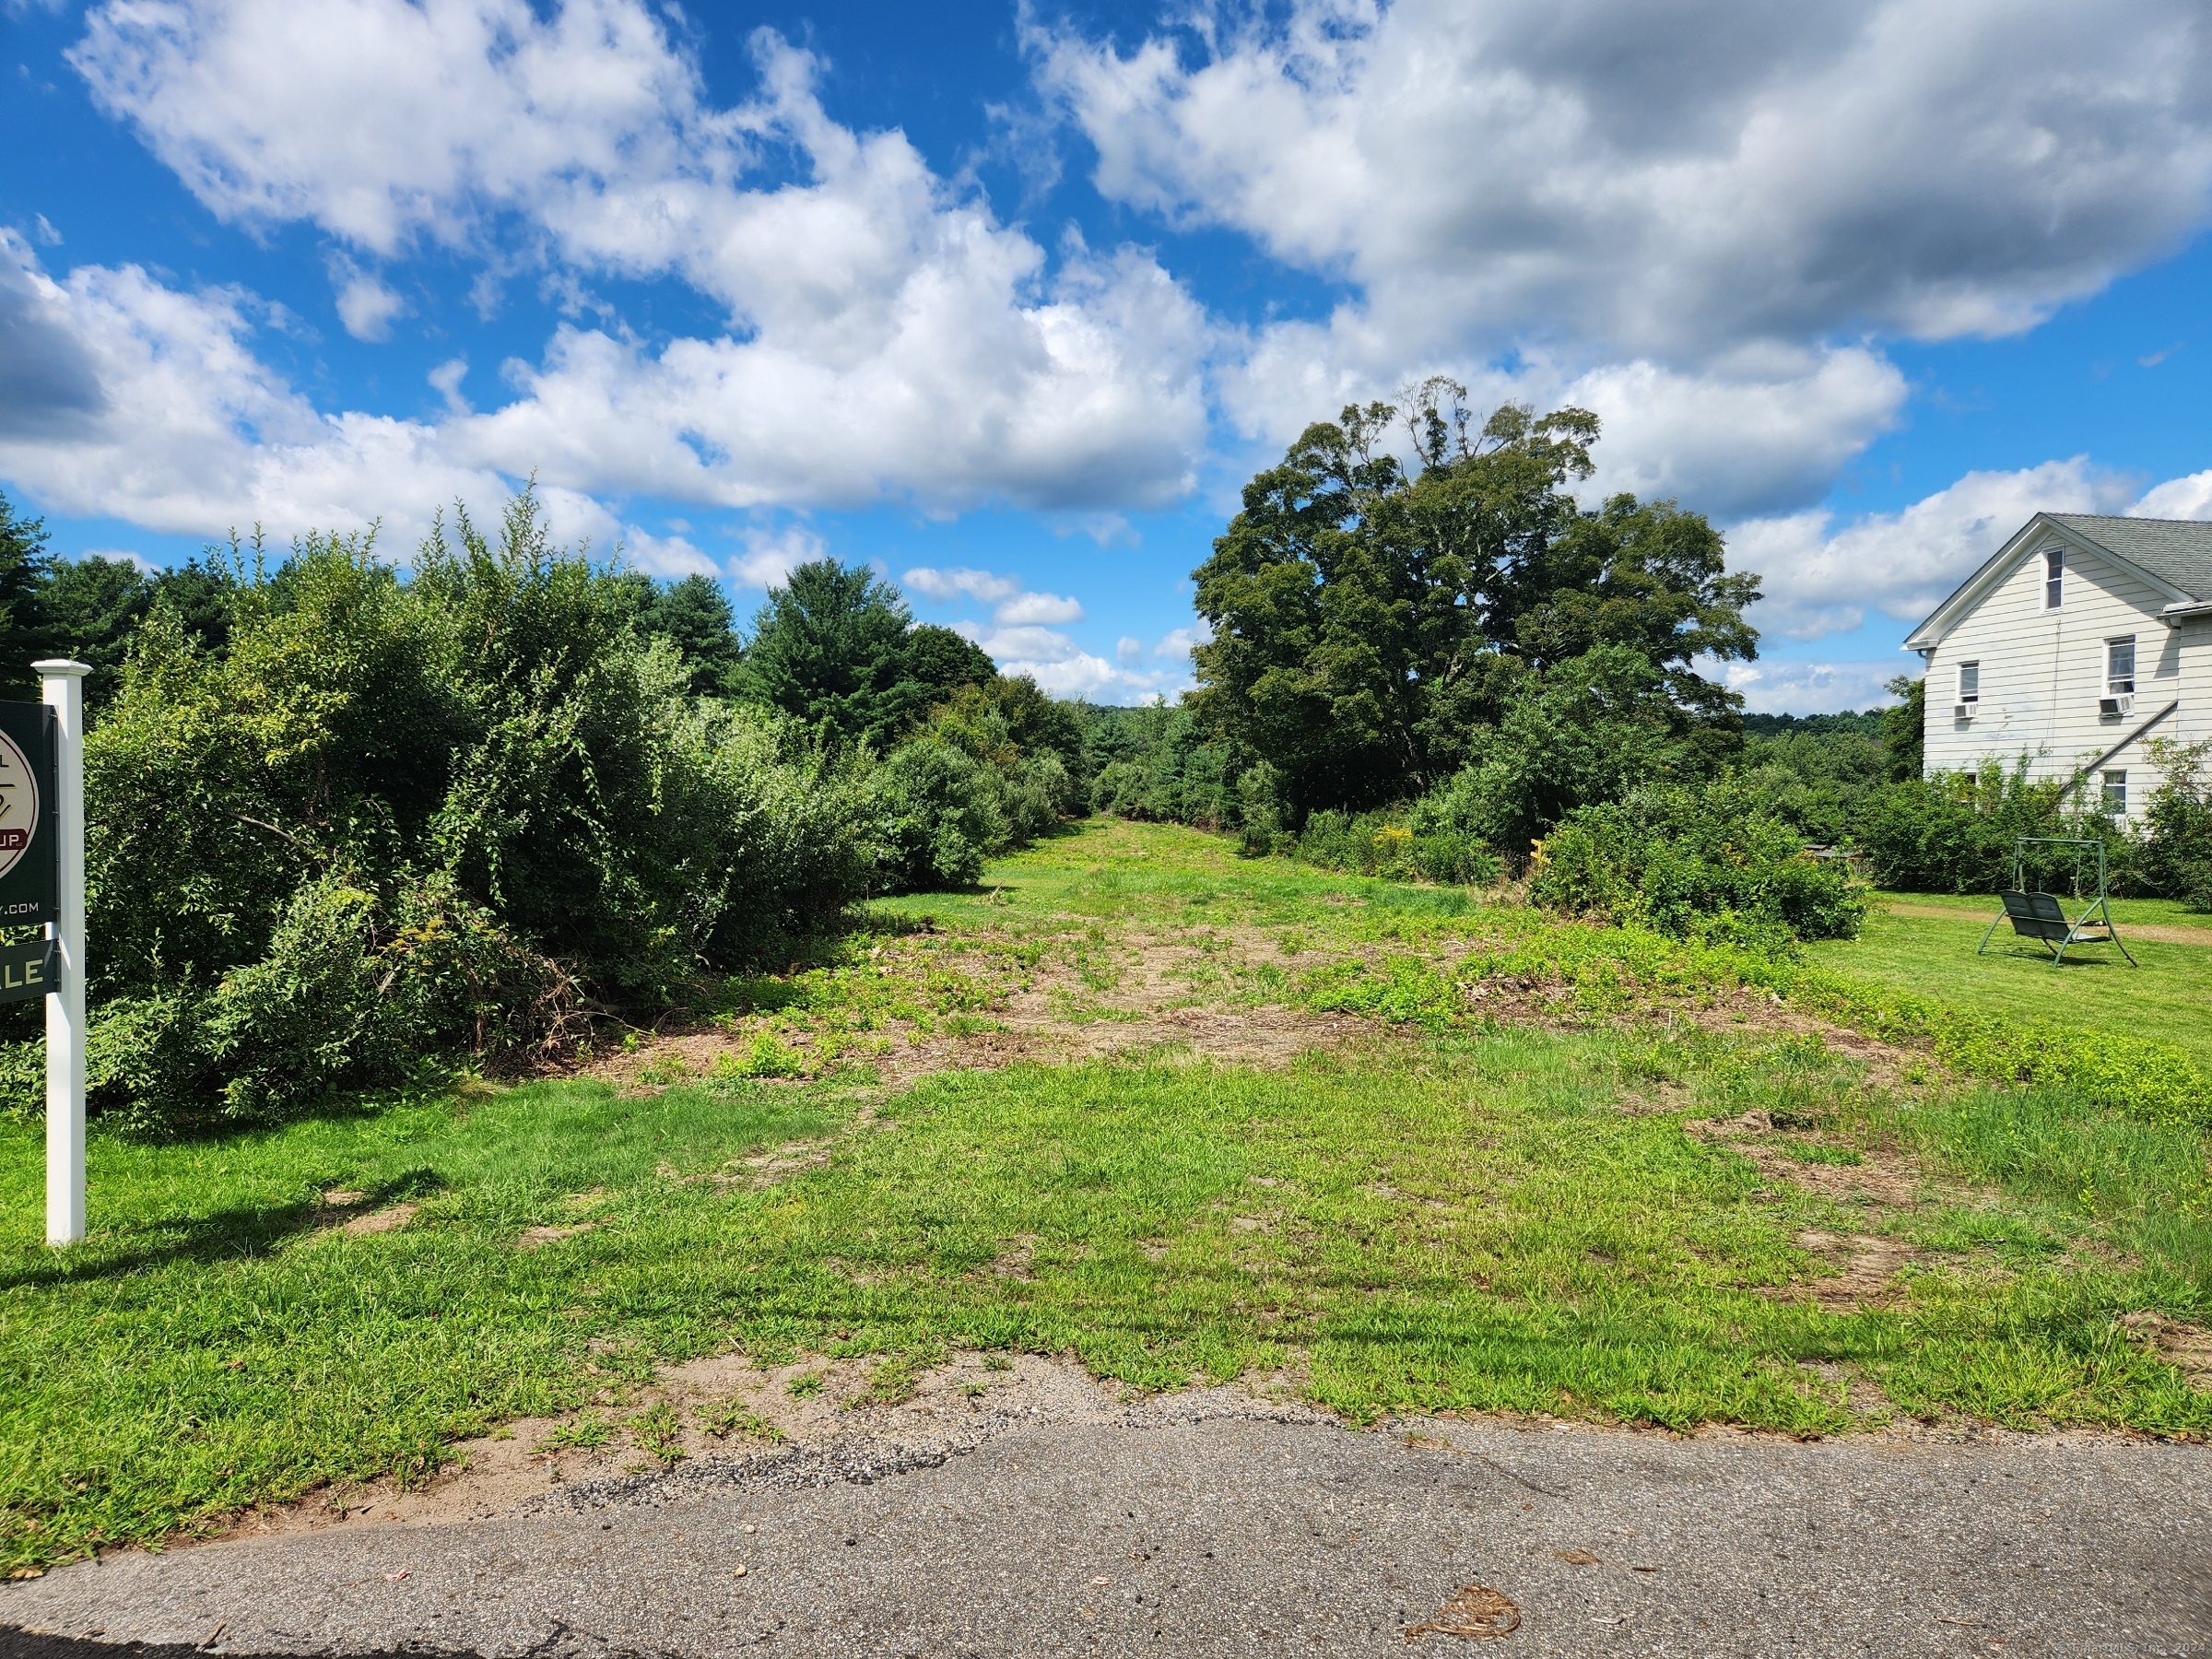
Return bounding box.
[2103,770,2128,815]
[2044,546,2064,609]
[1956,660,1979,705]
[2107,637,2136,695]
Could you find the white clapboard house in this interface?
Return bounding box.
[1903,514,2212,820]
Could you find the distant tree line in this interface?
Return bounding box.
[0,493,1006,741]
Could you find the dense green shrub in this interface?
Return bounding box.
[1733,727,1888,845]
[864,675,1088,887]
[1285,808,1502,886]
[1419,645,1703,853]
[2141,738,2212,910]
[1852,759,2138,896]
[867,738,1006,891]
[15,498,885,1130]
[1532,779,1866,945]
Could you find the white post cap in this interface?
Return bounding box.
[31,661,91,677]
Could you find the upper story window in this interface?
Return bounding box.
[1956,660,1980,704]
[2107,637,2136,696]
[2043,546,2065,609]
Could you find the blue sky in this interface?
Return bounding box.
[4,0,2210,708]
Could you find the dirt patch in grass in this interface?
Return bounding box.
[1614,1080,1697,1116]
[1787,1230,1920,1308]
[515,1224,592,1250]
[1741,1140,1926,1207]
[583,894,1951,1119]
[1682,1112,1943,1307]
[1686,1110,1930,1208]
[337,1202,417,1237]
[978,1234,1039,1282]
[312,1190,422,1238]
[2121,1312,2212,1390]
[1674,995,1924,1091]
[591,930,1380,1096]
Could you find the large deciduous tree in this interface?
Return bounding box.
[1190,384,1760,816]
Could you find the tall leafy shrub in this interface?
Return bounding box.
[27,497,878,1129]
[1533,779,1865,945]
[1417,644,1699,853]
[2141,737,2212,910]
[1854,759,2077,895]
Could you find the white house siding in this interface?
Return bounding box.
[1920,532,2205,820]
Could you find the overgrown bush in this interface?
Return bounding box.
[1417,645,1703,853]
[866,738,1006,891]
[13,497,885,1130]
[2141,737,2212,910]
[1853,759,2139,895]
[1532,779,1865,945]
[1733,727,1888,845]
[1284,808,1502,886]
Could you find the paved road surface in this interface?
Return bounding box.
[5,1407,2207,1658]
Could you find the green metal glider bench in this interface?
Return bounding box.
[1978,888,2138,967]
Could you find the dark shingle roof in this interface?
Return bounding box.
[2047,514,2212,600]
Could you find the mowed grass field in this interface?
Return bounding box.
[1809,890,2212,1071]
[2,820,2209,1572]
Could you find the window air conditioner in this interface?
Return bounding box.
[2100,694,2134,717]
[1953,701,1975,717]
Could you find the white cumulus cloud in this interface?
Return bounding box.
[902,565,1083,626]
[1152,622,1211,662]
[730,524,825,589]
[329,258,406,342]
[1040,0,2212,524]
[1732,459,2144,640]
[2135,470,2212,521]
[902,566,1024,606]
[1038,0,2212,359]
[955,617,1191,703]
[992,590,1084,627]
[61,4,1213,516]
[620,527,718,580]
[1713,659,1906,716]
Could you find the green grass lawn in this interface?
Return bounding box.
[3,820,2210,1573]
[1806,894,2212,1072]
[1869,888,2212,931]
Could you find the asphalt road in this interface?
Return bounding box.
[4,1414,2207,1658]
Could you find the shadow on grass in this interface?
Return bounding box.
[0,1168,444,1292]
[1977,944,2134,971]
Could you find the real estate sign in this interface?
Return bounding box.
[0,701,59,990]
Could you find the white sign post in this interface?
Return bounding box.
[35,659,88,1246]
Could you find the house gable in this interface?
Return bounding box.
[1911,512,2212,818]
[1903,514,2193,653]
